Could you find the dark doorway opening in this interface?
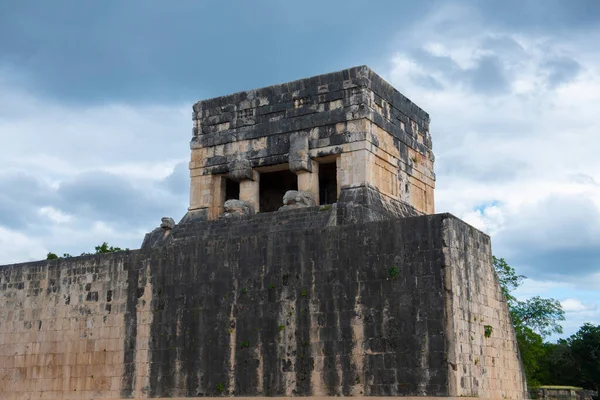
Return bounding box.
[319,162,337,205]
[259,169,298,212]
[224,178,240,201]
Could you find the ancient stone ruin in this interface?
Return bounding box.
[0,66,527,399]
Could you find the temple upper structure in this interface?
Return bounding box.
[187,65,435,221]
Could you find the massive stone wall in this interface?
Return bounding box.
[189,66,435,219]
[0,213,526,399]
[0,253,143,399]
[442,218,527,397]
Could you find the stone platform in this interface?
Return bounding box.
[0,213,526,399]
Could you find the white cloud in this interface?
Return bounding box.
[38,206,73,224]
[513,278,567,300]
[0,80,191,178]
[561,298,597,313]
[381,3,600,338]
[461,204,505,237]
[0,70,191,261]
[0,226,49,263]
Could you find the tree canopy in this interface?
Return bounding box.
[494,256,598,394]
[46,242,128,259]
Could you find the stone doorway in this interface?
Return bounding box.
[319,162,337,205]
[259,169,298,212]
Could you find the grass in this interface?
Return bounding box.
[539,386,583,390]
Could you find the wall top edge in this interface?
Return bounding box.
[193,66,429,122]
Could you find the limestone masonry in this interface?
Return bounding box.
[0,66,527,399]
[187,65,433,221]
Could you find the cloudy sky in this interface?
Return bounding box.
[1,0,599,339]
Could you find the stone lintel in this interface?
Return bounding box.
[228,158,254,182]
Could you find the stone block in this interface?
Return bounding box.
[278,190,316,211]
[160,217,175,230]
[221,199,255,218]
[289,131,311,173]
[228,158,254,182]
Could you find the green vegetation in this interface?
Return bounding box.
[540,385,583,390]
[387,266,400,279]
[93,242,126,254]
[494,256,599,393]
[484,325,493,338]
[538,323,600,393]
[46,242,128,259]
[216,382,224,393]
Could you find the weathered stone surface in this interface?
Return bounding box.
[161,217,176,230]
[228,158,254,182]
[221,199,255,218]
[141,217,176,249]
[442,217,527,398]
[278,190,316,211]
[289,131,311,173]
[189,66,435,217]
[336,184,421,223]
[0,214,526,399]
[141,227,167,249]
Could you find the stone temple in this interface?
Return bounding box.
[0,66,527,399]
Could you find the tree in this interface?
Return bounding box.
[537,324,600,393]
[93,242,126,254]
[493,256,565,337]
[493,256,525,305]
[47,242,128,258]
[568,323,600,392]
[493,256,566,387]
[539,339,577,387]
[514,325,547,388]
[511,296,565,338]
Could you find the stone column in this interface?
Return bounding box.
[189,172,219,210]
[340,150,368,188]
[297,160,319,205]
[190,170,236,220]
[239,170,260,213]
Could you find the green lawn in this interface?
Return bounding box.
[539,385,584,390]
